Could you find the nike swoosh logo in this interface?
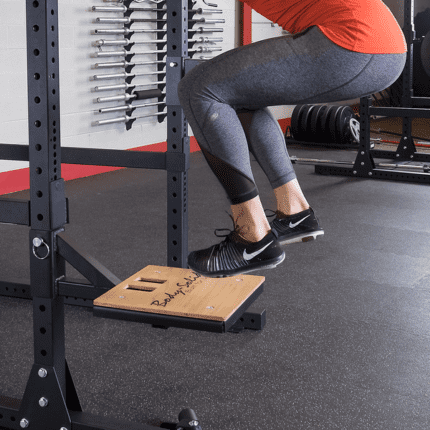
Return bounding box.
[243,241,273,261]
[289,215,311,228]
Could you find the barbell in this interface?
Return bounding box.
[290,156,430,173]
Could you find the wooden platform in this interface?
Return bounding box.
[93,265,266,333]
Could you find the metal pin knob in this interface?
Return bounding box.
[33,237,43,247]
[169,62,178,67]
[38,368,48,378]
[20,419,29,428]
[39,397,48,407]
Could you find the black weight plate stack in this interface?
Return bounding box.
[310,105,327,143]
[321,105,337,143]
[300,105,316,142]
[328,106,343,144]
[290,104,302,140]
[316,105,331,143]
[336,106,355,144]
[291,105,308,142]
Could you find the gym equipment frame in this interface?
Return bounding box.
[292,0,430,185]
[0,1,265,430]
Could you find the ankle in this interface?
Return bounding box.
[277,204,310,217]
[238,227,271,242]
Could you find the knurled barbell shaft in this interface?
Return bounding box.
[92,6,222,14]
[94,28,167,35]
[94,36,223,47]
[95,17,225,24]
[94,49,167,57]
[94,27,222,35]
[94,60,166,68]
[94,46,221,58]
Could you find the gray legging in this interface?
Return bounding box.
[177,25,407,205]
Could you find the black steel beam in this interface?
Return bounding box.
[315,165,430,184]
[0,145,191,171]
[0,199,30,225]
[0,278,32,300]
[0,144,29,161]
[369,106,430,118]
[371,149,430,162]
[58,278,108,301]
[56,233,121,289]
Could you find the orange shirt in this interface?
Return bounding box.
[238,0,407,54]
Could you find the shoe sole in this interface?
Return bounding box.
[188,251,286,278]
[277,230,324,246]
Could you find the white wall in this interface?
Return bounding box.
[0,0,236,174]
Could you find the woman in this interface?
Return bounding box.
[178,0,407,278]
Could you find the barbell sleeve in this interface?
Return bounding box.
[92,5,128,12]
[92,6,221,14]
[95,17,224,24]
[196,36,223,43]
[94,81,165,92]
[96,93,136,103]
[98,101,165,114]
[95,17,166,24]
[92,5,167,12]
[95,39,166,47]
[93,49,167,58]
[189,46,222,53]
[192,27,224,33]
[94,28,167,35]
[93,71,164,80]
[93,111,166,126]
[192,18,225,24]
[194,8,223,14]
[94,60,166,68]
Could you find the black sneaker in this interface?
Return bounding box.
[265,207,324,246]
[188,213,285,278]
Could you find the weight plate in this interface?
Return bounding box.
[336,106,354,144]
[300,104,316,142]
[349,117,360,143]
[319,105,335,143]
[292,105,308,141]
[310,105,327,141]
[290,104,303,140]
[328,106,343,143]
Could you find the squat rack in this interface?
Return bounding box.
[302,0,430,185]
[0,1,264,430]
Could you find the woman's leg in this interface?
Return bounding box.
[238,111,310,217]
[178,26,406,259]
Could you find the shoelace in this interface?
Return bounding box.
[213,211,241,242]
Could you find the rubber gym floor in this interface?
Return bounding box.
[1,143,430,430]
